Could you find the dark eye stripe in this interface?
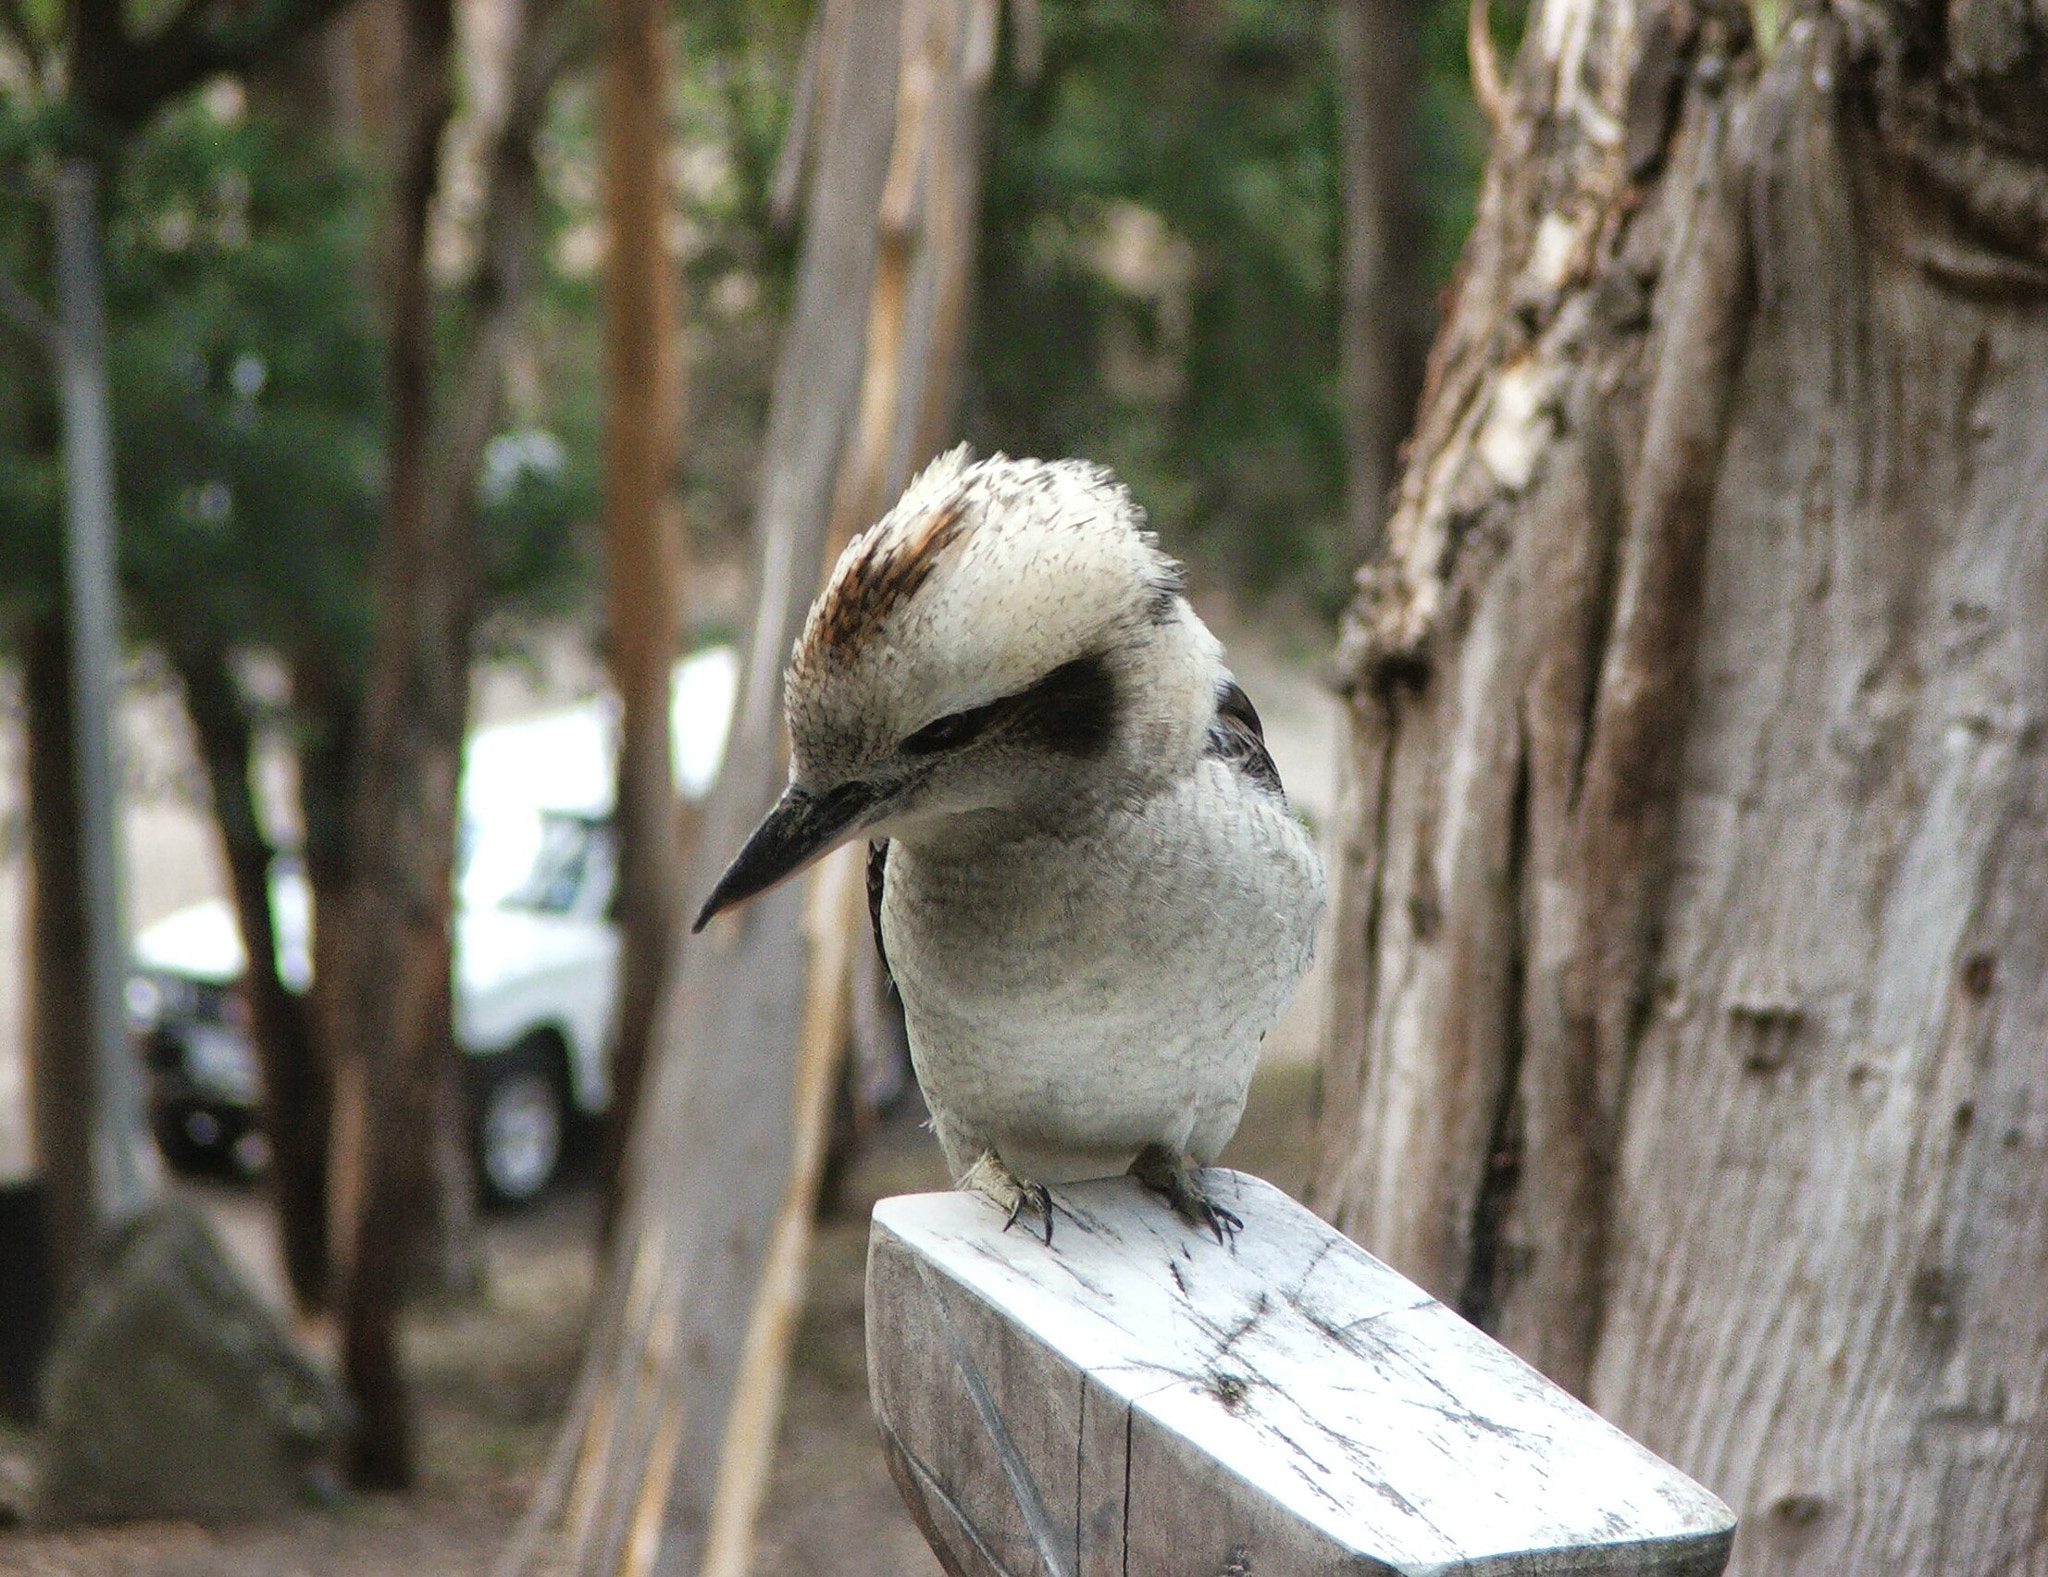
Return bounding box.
[897,654,1117,760]
[1010,654,1115,758]
[902,700,1003,756]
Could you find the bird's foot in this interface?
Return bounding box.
[961,1151,1055,1246]
[1130,1145,1243,1246]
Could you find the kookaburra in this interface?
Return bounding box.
[695,448,1324,1242]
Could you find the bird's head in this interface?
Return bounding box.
[693,447,1221,930]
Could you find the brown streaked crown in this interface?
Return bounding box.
[815,491,971,660]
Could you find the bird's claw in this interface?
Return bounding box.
[1003,1180,1055,1246]
[1196,1199,1245,1244]
[963,1152,1056,1246]
[1131,1145,1242,1246]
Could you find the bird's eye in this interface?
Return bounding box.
[902,704,997,756]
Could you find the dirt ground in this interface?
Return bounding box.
[0,1050,1320,1577]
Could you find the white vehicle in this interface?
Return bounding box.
[130,647,737,1204]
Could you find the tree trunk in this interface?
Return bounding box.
[323,0,565,1486]
[323,0,462,1487]
[500,2,995,1571]
[50,159,155,1234]
[1313,0,2048,1567]
[1334,0,1430,559]
[596,0,686,1236]
[174,641,329,1312]
[292,646,356,1249]
[21,613,96,1305]
[22,159,162,1304]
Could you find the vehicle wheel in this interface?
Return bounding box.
[151,1101,235,1176]
[471,1036,567,1207]
[150,1102,212,1175]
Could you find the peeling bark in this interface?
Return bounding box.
[1315,0,2048,1564]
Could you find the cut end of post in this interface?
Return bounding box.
[866,1170,1735,1577]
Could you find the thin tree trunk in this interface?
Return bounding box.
[293,646,356,1216]
[324,0,568,1485]
[50,159,154,1233]
[1334,0,1430,559]
[324,0,461,1486]
[1314,0,2048,1566]
[595,0,685,1236]
[174,641,329,1312]
[21,613,96,1304]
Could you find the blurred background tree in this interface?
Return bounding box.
[0,92,594,1319]
[970,0,1501,600]
[0,0,1515,1521]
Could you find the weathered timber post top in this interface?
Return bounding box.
[867,1170,1735,1577]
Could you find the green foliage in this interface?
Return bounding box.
[970,0,1502,601]
[0,92,594,669]
[104,105,384,665]
[971,0,1337,595]
[0,97,66,616]
[0,0,1513,645]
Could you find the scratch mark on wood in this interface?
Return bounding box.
[918,1256,1075,1577]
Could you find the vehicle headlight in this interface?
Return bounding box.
[125,975,163,1031]
[184,1024,259,1104]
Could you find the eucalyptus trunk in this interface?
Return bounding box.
[596,0,686,1234]
[321,0,567,1483]
[1334,0,1430,559]
[322,0,464,1486]
[500,2,999,1571]
[1313,0,2048,1566]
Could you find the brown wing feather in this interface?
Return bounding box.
[1206,678,1285,798]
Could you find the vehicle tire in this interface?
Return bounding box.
[150,1100,235,1176]
[150,1101,212,1175]
[470,1034,568,1208]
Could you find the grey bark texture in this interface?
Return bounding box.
[1313,0,2048,1567]
[51,159,154,1233]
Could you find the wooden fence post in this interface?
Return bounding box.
[868,1171,1734,1577]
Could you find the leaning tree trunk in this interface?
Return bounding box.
[1312,0,2048,1568]
[174,640,329,1312]
[498,3,999,1572]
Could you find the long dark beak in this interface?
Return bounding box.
[691,780,885,932]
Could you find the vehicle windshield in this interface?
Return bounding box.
[502,813,618,917]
